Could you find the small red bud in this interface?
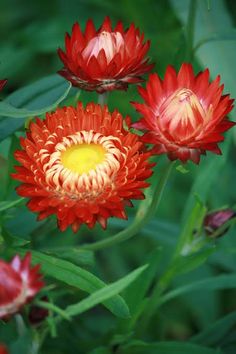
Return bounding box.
[204,209,236,237]
[28,296,49,325]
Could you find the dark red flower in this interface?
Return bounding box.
[0,344,8,354]
[204,208,236,237]
[0,80,7,91]
[58,17,153,93]
[132,63,235,164]
[0,253,44,320]
[28,296,49,325]
[12,102,153,232]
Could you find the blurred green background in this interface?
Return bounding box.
[0,0,236,353]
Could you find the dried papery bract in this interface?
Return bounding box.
[12,102,154,232]
[0,253,44,320]
[58,17,154,93]
[132,63,235,164]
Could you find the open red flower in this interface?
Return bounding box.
[0,253,44,320]
[12,103,153,232]
[0,79,7,91]
[58,17,153,93]
[0,344,8,354]
[132,63,235,164]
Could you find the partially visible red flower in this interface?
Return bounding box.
[0,80,7,91]
[132,63,235,164]
[58,17,153,93]
[0,253,44,320]
[0,344,8,354]
[28,296,49,325]
[12,102,153,232]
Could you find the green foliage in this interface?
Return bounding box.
[191,311,236,346]
[65,265,147,317]
[14,249,130,318]
[120,340,223,354]
[0,75,71,142]
[0,0,236,354]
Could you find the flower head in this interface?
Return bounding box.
[0,253,44,320]
[58,17,153,93]
[0,79,7,91]
[0,344,8,354]
[132,63,235,164]
[204,208,236,237]
[12,103,153,232]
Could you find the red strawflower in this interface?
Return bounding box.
[0,253,44,320]
[132,63,235,164]
[12,103,153,232]
[0,344,8,354]
[58,17,154,93]
[0,79,7,91]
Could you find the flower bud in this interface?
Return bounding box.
[204,209,236,237]
[28,296,49,325]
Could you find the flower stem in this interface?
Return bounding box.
[136,255,180,336]
[15,314,26,336]
[82,161,174,251]
[185,0,197,61]
[73,90,81,105]
[98,92,109,105]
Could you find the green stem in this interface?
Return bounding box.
[0,197,24,212]
[137,242,191,336]
[98,92,109,105]
[82,161,174,251]
[185,0,197,61]
[15,314,26,336]
[35,300,71,321]
[73,90,81,105]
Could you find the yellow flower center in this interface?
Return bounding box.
[61,143,106,174]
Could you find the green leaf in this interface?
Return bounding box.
[65,265,147,317]
[14,249,130,318]
[0,75,72,142]
[2,228,30,247]
[174,196,207,256]
[0,197,24,212]
[42,247,95,267]
[160,273,236,305]
[194,30,236,52]
[0,75,71,118]
[120,340,221,354]
[171,0,236,98]
[10,329,32,354]
[88,348,110,354]
[162,247,216,281]
[191,310,236,346]
[176,164,189,174]
[123,248,162,316]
